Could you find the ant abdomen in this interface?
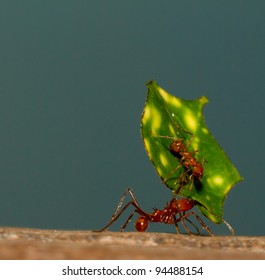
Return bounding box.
[135,216,148,232]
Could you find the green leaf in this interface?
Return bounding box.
[140,80,243,223]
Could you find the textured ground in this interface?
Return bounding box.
[0,227,264,259]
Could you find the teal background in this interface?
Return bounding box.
[0,1,264,235]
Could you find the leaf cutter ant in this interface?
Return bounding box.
[95,188,234,236]
[151,128,205,193]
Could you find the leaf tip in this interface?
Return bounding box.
[198,96,209,106]
[146,79,157,88]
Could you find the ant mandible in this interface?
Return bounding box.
[95,188,228,236]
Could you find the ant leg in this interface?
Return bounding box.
[94,188,147,232]
[174,213,193,235]
[94,201,138,232]
[174,123,194,137]
[162,164,183,184]
[176,211,214,236]
[155,121,193,139]
[173,215,181,234]
[127,188,142,209]
[195,202,234,236]
[108,187,143,227]
[172,170,193,194]
[182,218,201,236]
[185,133,194,148]
[192,202,234,236]
[175,212,200,235]
[187,176,195,192]
[190,211,214,236]
[162,169,192,196]
[187,149,199,157]
[110,188,137,220]
[164,123,194,147]
[149,131,183,142]
[120,209,138,231]
[222,219,234,236]
[150,129,195,156]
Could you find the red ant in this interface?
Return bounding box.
[169,138,203,180]
[151,129,204,193]
[95,188,234,236]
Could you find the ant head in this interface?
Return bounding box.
[175,198,196,212]
[135,216,148,232]
[169,140,183,154]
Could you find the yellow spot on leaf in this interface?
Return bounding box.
[190,138,199,151]
[171,96,182,108]
[169,124,175,135]
[150,107,161,133]
[142,105,151,124]
[159,154,168,167]
[156,166,162,176]
[184,111,197,132]
[144,139,151,153]
[202,127,208,134]
[207,175,224,187]
[142,105,161,133]
[158,87,170,102]
[213,176,224,186]
[159,87,182,108]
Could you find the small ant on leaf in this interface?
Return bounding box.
[151,127,205,194]
[95,188,234,236]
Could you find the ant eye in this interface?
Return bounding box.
[135,216,148,232]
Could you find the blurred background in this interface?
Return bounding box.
[0,1,264,236]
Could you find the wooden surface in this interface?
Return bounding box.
[0,227,264,259]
